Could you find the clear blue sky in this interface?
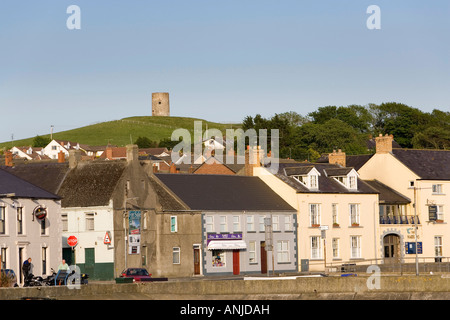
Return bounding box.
[1,0,449,143]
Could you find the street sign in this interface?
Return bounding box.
[319,225,329,231]
[67,235,78,247]
[104,231,111,244]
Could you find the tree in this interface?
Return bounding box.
[134,136,158,148]
[33,135,51,148]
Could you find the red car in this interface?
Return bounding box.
[120,268,152,282]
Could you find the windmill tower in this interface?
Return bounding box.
[152,92,170,116]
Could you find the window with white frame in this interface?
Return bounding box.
[350,236,361,259]
[349,204,360,225]
[62,214,68,232]
[42,247,48,275]
[272,216,280,231]
[0,206,5,235]
[219,216,227,233]
[170,216,178,232]
[311,236,321,259]
[309,204,321,226]
[432,184,443,194]
[206,216,214,233]
[248,241,257,264]
[285,215,293,231]
[310,174,318,189]
[40,218,47,235]
[332,238,340,259]
[17,207,23,235]
[332,203,338,225]
[348,175,357,189]
[437,205,444,221]
[232,216,241,232]
[1,248,7,270]
[434,236,443,258]
[172,247,180,264]
[277,240,290,263]
[85,213,95,231]
[259,216,265,232]
[246,215,255,232]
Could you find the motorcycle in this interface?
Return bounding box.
[23,273,44,287]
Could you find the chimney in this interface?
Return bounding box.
[169,162,177,173]
[57,150,65,163]
[4,151,13,167]
[375,134,394,154]
[105,146,113,160]
[245,146,263,176]
[328,149,346,167]
[153,165,159,173]
[69,149,81,169]
[126,144,139,163]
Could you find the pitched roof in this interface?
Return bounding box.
[275,162,377,194]
[58,161,126,207]
[364,180,410,204]
[391,149,450,180]
[0,168,60,200]
[154,173,296,211]
[1,162,70,194]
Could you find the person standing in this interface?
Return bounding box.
[22,258,32,281]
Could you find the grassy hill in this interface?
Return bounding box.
[0,116,241,149]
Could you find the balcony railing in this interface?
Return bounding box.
[379,215,420,225]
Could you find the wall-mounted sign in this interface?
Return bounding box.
[33,205,47,221]
[104,231,111,244]
[128,211,141,254]
[67,235,78,247]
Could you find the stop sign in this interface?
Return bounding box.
[67,235,78,247]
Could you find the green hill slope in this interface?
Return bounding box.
[0,116,241,149]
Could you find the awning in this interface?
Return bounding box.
[207,240,247,250]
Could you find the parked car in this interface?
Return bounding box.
[120,268,152,282]
[1,269,18,287]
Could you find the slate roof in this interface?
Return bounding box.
[391,149,450,180]
[58,161,126,208]
[0,168,60,200]
[1,162,70,194]
[275,162,378,194]
[154,173,296,212]
[363,180,411,204]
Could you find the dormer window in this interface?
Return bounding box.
[286,166,320,190]
[325,167,359,190]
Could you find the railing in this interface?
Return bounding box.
[379,215,420,225]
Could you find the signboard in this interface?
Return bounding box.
[104,231,111,244]
[405,242,423,254]
[128,210,141,254]
[67,235,78,247]
[33,205,47,221]
[207,233,242,243]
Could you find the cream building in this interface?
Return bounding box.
[355,134,450,265]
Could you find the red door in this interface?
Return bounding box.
[233,250,240,275]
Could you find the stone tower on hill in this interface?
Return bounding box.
[152,92,170,116]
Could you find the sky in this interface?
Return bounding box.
[0,1,449,143]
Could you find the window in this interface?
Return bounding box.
[432,184,443,194]
[437,205,444,221]
[40,219,46,235]
[206,216,214,233]
[311,236,321,259]
[310,174,318,189]
[248,241,257,264]
[277,241,290,263]
[219,216,227,233]
[309,204,320,226]
[350,236,361,259]
[170,216,178,232]
[0,206,5,235]
[332,204,338,225]
[259,216,265,232]
[85,213,95,231]
[272,216,280,231]
[285,215,293,231]
[434,236,443,258]
[17,207,23,235]
[348,176,357,189]
[1,248,6,270]
[62,214,68,232]
[42,247,48,275]
[173,247,180,264]
[349,204,360,225]
[212,250,225,267]
[232,216,241,232]
[332,238,340,259]
[246,216,255,232]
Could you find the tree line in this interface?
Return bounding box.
[242,102,450,161]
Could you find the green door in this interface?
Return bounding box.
[85,248,95,277]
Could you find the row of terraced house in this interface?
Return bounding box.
[0,134,449,283]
